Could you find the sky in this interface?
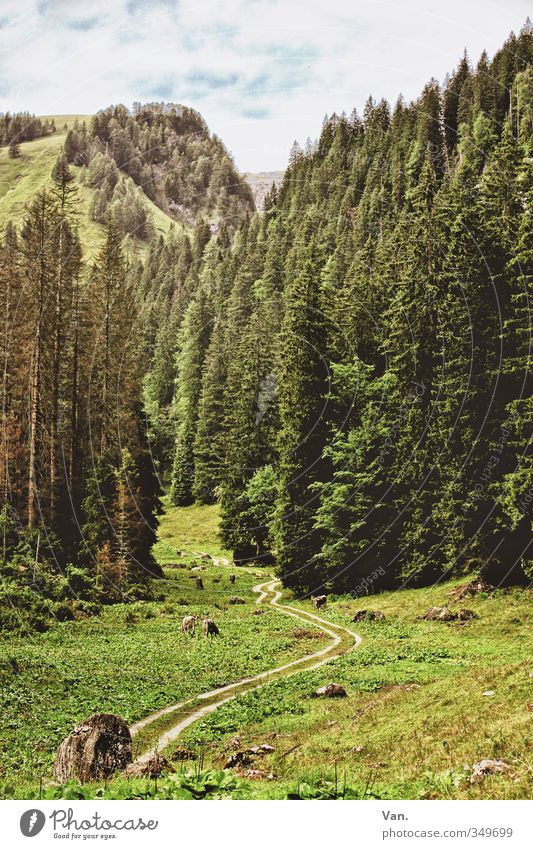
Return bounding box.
[0,0,530,171]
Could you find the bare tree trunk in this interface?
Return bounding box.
[101,275,110,454]
[50,219,63,519]
[69,275,80,489]
[1,261,11,560]
[28,327,41,527]
[28,196,48,528]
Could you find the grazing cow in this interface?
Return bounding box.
[181,615,198,635]
[312,594,327,610]
[229,574,236,585]
[203,618,219,637]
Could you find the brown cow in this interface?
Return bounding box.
[181,615,198,634]
[202,618,219,637]
[312,594,327,610]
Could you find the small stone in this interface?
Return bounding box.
[482,690,495,696]
[229,596,246,604]
[423,606,456,622]
[450,579,493,599]
[242,768,273,780]
[312,682,347,698]
[469,759,510,783]
[352,609,386,622]
[123,755,172,779]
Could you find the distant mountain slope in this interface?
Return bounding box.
[0,116,175,259]
[76,103,255,231]
[243,171,284,211]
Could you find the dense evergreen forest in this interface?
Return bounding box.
[157,25,532,595]
[0,112,55,146]
[1,27,531,634]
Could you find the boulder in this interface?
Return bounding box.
[352,609,386,622]
[469,759,510,783]
[312,682,347,699]
[54,714,132,783]
[423,606,456,622]
[229,596,245,604]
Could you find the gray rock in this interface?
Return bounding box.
[469,759,510,783]
[123,755,173,779]
[54,714,132,783]
[229,596,245,604]
[352,609,386,622]
[312,682,347,699]
[423,606,456,622]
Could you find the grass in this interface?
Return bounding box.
[154,496,232,562]
[0,118,177,261]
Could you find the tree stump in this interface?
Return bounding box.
[53,713,132,783]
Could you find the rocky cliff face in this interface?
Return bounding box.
[243,171,283,211]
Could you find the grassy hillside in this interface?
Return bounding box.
[0,115,176,260]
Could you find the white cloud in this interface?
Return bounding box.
[0,0,529,170]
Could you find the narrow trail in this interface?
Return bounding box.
[131,562,361,764]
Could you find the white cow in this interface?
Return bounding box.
[181,615,198,635]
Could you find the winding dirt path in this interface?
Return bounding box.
[131,572,361,763]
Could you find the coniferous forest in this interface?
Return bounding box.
[162,25,533,594]
[0,26,532,638]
